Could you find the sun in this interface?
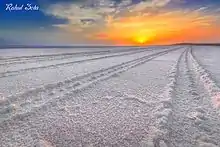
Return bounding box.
[133,32,152,44]
[132,30,157,44]
[135,35,149,44]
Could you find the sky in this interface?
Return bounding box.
[0,0,220,45]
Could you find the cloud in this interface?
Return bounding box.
[130,0,171,12]
[47,4,104,24]
[45,0,181,25]
[45,0,125,31]
[94,8,220,45]
[45,0,135,32]
[44,0,220,45]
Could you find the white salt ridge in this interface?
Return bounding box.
[151,49,185,147]
[190,48,220,108]
[122,94,147,104]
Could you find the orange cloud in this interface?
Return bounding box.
[93,10,220,45]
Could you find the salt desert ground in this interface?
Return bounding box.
[0,45,220,147]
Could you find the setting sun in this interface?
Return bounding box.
[93,10,220,45]
[135,36,148,44]
[133,33,151,44]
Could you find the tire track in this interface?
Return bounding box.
[0,50,109,62]
[187,47,220,147]
[167,47,220,147]
[0,47,180,123]
[137,47,185,147]
[167,47,200,147]
[0,48,147,66]
[190,46,220,109]
[0,49,153,78]
[146,48,186,147]
[0,51,106,66]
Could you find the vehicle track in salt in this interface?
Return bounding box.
[189,47,220,146]
[0,49,116,62]
[190,46,220,109]
[0,47,150,65]
[0,48,155,78]
[157,47,220,147]
[0,47,179,123]
[140,47,186,147]
[0,50,108,65]
[140,47,220,147]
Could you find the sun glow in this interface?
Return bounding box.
[133,32,154,44]
[93,10,220,45]
[135,36,148,44]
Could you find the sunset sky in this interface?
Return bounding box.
[0,0,220,45]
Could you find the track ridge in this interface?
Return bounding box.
[165,47,220,147]
[167,47,201,147]
[0,48,148,66]
[0,47,179,123]
[0,50,109,62]
[186,47,220,147]
[0,49,151,78]
[189,46,220,109]
[0,51,106,66]
[141,48,186,147]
